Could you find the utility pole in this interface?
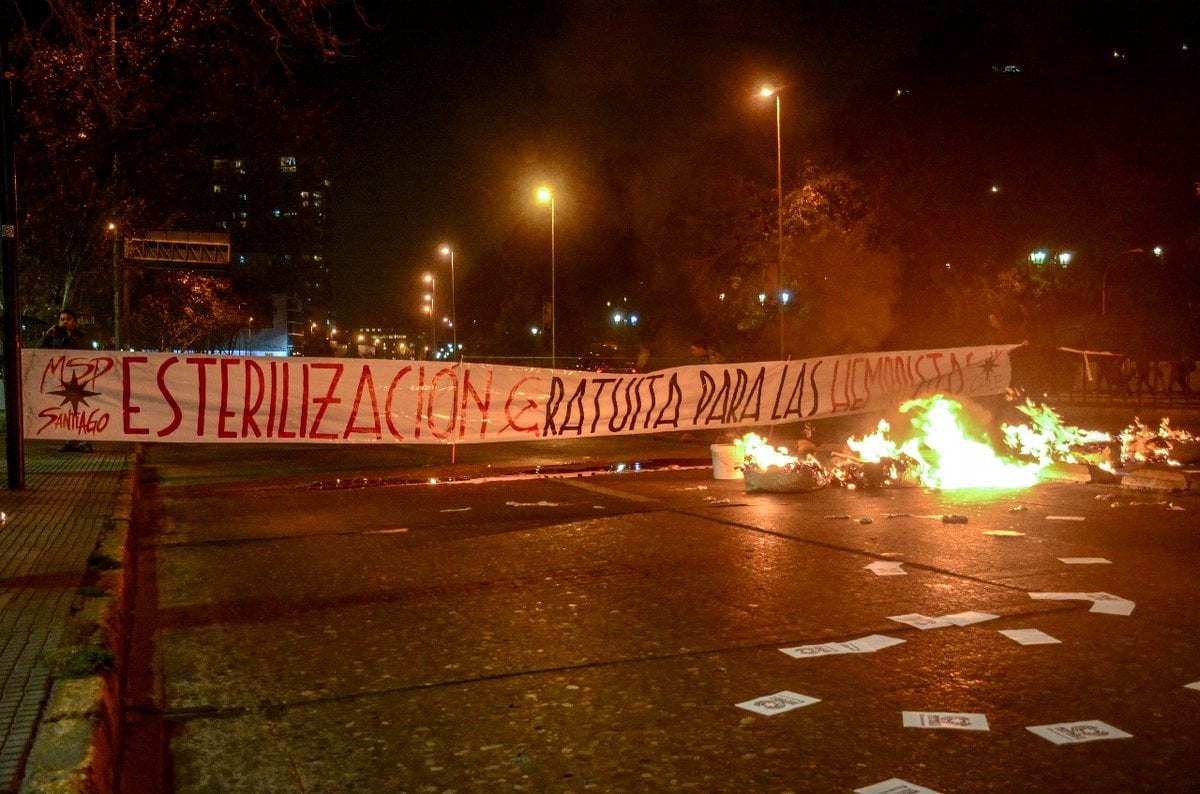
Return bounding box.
[1,32,26,488]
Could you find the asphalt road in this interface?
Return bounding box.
[118,429,1200,793]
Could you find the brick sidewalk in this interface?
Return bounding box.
[0,438,134,793]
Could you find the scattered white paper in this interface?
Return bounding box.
[1029,591,1135,615]
[505,500,563,507]
[1184,681,1200,692]
[888,613,956,630]
[1058,557,1111,564]
[999,628,1061,645]
[855,778,941,794]
[1029,592,1088,601]
[845,634,907,652]
[735,690,820,715]
[1085,592,1136,615]
[779,642,849,658]
[439,507,472,513]
[941,611,1000,626]
[984,529,1025,537]
[780,634,905,658]
[1045,515,1086,521]
[865,561,907,576]
[1026,720,1132,745]
[902,711,989,731]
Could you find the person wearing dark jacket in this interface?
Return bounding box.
[39,309,89,350]
[40,309,93,451]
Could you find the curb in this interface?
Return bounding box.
[19,446,142,794]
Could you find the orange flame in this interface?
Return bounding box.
[848,396,1040,489]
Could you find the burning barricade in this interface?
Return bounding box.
[735,433,829,493]
[725,394,1195,494]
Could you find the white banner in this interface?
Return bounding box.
[23,344,1016,444]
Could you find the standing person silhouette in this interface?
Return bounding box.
[40,309,94,452]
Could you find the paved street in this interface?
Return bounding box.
[118,418,1200,793]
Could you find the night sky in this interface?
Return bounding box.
[324,1,1200,341]
[326,1,906,327]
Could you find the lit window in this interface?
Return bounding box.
[300,191,309,199]
[213,184,223,193]
[273,209,282,218]
[280,156,297,173]
[239,193,247,201]
[213,158,227,169]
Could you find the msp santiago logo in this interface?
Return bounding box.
[37,354,114,435]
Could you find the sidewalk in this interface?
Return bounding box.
[0,436,137,794]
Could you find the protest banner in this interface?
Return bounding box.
[25,344,1016,444]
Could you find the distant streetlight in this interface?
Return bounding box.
[439,244,458,354]
[758,84,786,360]
[536,186,556,368]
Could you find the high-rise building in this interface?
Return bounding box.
[207,154,332,354]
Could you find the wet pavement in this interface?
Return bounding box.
[120,424,1200,792]
[0,438,135,793]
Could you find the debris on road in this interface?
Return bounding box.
[902,711,990,731]
[865,560,906,576]
[735,690,820,715]
[999,628,1061,645]
[1026,720,1133,745]
[855,778,940,794]
[779,634,905,658]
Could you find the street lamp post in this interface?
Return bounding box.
[108,222,120,348]
[536,186,556,368]
[423,273,436,355]
[439,245,458,354]
[759,85,785,360]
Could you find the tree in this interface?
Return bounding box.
[8,0,365,343]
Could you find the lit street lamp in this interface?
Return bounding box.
[439,244,458,354]
[536,186,557,368]
[759,84,786,360]
[423,273,436,354]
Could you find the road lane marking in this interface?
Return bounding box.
[557,479,658,503]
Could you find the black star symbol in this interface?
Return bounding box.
[48,373,101,413]
[980,353,1000,379]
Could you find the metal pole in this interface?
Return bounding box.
[775,93,784,361]
[1,33,25,488]
[550,197,556,370]
[112,230,120,348]
[449,250,457,353]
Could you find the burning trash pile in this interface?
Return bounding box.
[729,395,1198,493]
[736,433,830,493]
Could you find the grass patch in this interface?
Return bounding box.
[44,644,115,679]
